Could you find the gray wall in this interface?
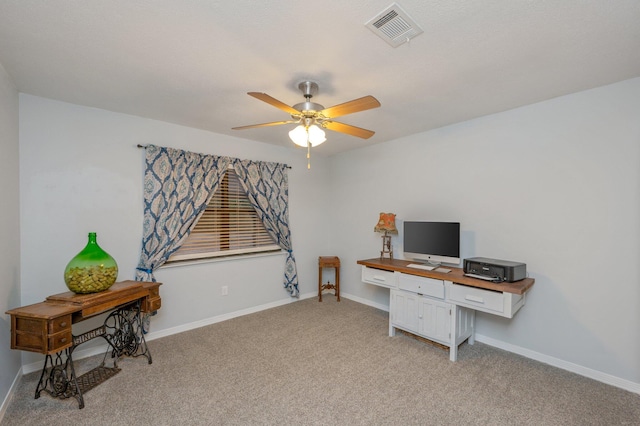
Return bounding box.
[0,62,21,410]
[329,77,640,386]
[17,94,331,366]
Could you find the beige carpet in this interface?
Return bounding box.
[2,296,639,425]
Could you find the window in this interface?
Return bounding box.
[167,169,280,262]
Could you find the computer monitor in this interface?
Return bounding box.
[403,221,461,266]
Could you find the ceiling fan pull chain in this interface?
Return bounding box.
[307,140,311,169]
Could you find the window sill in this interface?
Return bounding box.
[160,249,286,269]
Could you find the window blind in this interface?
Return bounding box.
[168,170,279,262]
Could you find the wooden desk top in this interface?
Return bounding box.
[7,280,161,355]
[46,280,143,304]
[46,280,152,320]
[5,301,79,320]
[7,280,161,321]
[357,258,534,295]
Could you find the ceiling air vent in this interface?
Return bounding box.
[365,3,424,47]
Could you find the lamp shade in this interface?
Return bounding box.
[374,212,398,234]
[289,124,326,147]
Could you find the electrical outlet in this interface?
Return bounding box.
[221,286,228,296]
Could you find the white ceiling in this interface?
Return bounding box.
[1,1,639,156]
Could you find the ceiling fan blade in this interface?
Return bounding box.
[232,120,298,130]
[247,92,301,116]
[323,121,376,139]
[319,96,381,119]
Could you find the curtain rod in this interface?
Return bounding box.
[136,144,292,169]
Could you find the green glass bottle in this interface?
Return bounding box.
[64,232,118,294]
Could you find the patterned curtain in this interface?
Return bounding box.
[233,159,299,297]
[135,145,231,281]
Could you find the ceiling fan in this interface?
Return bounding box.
[232,81,381,149]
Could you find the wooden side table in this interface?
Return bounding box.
[6,281,161,409]
[318,256,340,302]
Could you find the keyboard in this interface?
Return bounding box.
[407,263,436,271]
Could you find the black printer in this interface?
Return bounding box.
[463,257,527,282]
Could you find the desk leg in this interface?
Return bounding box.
[318,266,323,302]
[30,301,154,410]
[34,348,84,409]
[468,310,476,345]
[449,306,458,362]
[104,301,152,365]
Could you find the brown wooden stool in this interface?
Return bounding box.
[318,256,340,302]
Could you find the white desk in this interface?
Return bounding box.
[357,258,535,361]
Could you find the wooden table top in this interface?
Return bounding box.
[357,258,534,295]
[7,280,161,321]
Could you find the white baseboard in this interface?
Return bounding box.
[147,291,314,342]
[0,366,23,423]
[146,291,387,344]
[21,292,314,375]
[340,292,389,312]
[20,291,347,372]
[475,334,640,395]
[347,296,640,395]
[14,294,639,401]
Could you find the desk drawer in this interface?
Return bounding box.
[15,317,44,334]
[49,315,71,334]
[142,296,161,313]
[14,328,45,353]
[448,283,504,314]
[148,286,160,298]
[48,330,73,353]
[398,274,444,299]
[361,266,397,288]
[13,317,73,354]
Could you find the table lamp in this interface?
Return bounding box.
[374,212,398,259]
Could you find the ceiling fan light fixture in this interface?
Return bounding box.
[289,124,326,147]
[289,125,307,147]
[308,124,326,145]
